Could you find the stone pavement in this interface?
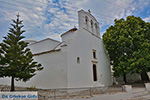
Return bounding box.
[1,85,150,100]
[65,88,150,100]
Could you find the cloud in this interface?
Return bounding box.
[44,0,137,36]
[42,0,78,40]
[73,0,150,34]
[0,0,48,41]
[0,0,150,42]
[143,17,150,22]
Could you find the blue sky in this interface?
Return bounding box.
[0,0,150,42]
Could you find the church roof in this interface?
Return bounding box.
[29,38,60,46]
[25,40,37,44]
[61,28,77,37]
[33,49,61,56]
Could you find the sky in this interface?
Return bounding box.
[0,0,150,42]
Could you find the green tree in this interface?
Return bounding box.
[129,21,150,81]
[0,14,43,91]
[103,16,150,83]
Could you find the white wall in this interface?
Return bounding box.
[29,38,60,54]
[63,10,112,88]
[98,40,112,86]
[15,49,68,89]
[0,45,68,89]
[64,28,112,88]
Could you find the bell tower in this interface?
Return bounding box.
[78,9,100,37]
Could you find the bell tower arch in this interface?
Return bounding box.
[78,9,100,37]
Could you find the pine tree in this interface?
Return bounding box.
[0,14,43,91]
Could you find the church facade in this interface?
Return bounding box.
[0,10,112,89]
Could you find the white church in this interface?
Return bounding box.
[0,10,112,89]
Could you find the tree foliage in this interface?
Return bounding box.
[0,14,43,91]
[103,16,150,83]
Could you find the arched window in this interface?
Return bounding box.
[85,16,88,24]
[95,23,98,29]
[91,20,93,28]
[95,23,99,34]
[93,49,96,59]
[93,64,97,81]
[77,57,80,64]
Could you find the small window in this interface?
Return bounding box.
[93,64,97,81]
[85,16,88,24]
[95,23,97,29]
[91,20,93,28]
[95,23,99,34]
[93,50,96,59]
[77,57,80,64]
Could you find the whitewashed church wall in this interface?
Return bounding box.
[61,31,77,43]
[66,28,112,88]
[15,50,68,89]
[98,40,113,86]
[28,39,60,54]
